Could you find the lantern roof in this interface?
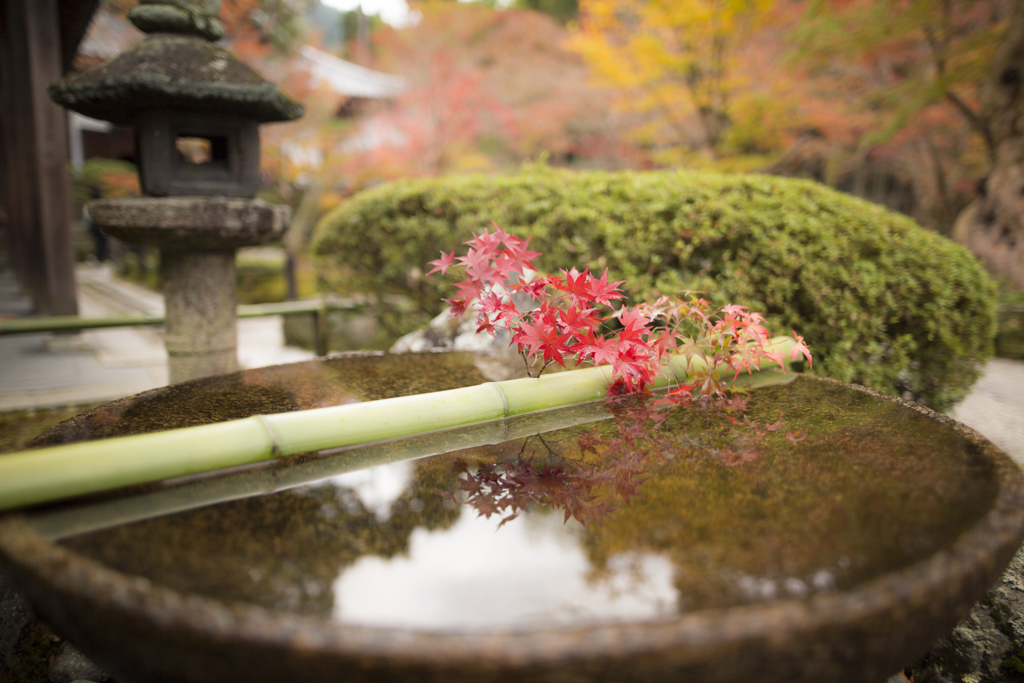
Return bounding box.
[49,2,303,125]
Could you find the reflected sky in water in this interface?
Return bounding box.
[334,507,677,629]
[329,462,413,522]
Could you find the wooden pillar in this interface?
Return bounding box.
[0,0,78,315]
[0,0,29,287]
[0,1,10,261]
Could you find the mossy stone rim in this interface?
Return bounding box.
[0,376,1022,682]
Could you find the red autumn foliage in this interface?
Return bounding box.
[343,53,517,181]
[430,225,811,395]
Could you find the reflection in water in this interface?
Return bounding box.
[60,458,461,619]
[334,512,678,629]
[732,566,837,601]
[329,462,413,523]
[449,393,795,528]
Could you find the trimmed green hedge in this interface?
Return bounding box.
[312,165,997,410]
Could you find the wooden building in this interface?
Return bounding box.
[0,0,98,316]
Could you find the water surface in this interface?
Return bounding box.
[30,353,995,632]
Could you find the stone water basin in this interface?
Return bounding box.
[0,351,1022,683]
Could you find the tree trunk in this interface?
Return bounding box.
[952,3,1024,289]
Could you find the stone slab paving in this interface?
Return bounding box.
[0,264,167,411]
[0,262,314,412]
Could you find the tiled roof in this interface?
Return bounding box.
[299,45,404,99]
[75,7,144,68]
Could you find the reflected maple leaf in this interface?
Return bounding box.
[445,392,805,528]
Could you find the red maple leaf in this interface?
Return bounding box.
[789,333,813,368]
[466,228,502,254]
[572,330,619,367]
[489,222,519,248]
[445,297,470,318]
[557,304,602,338]
[511,319,547,357]
[457,247,496,282]
[503,235,541,271]
[787,428,808,443]
[513,277,550,300]
[427,249,456,275]
[615,308,653,350]
[551,267,594,306]
[586,269,626,306]
[537,327,572,367]
[451,278,485,303]
[476,315,496,335]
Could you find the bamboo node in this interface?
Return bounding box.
[484,382,510,420]
[254,415,283,457]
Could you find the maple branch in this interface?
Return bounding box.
[921,0,995,161]
[945,89,995,161]
[923,0,953,78]
[535,434,562,459]
[923,25,946,77]
[922,133,953,220]
[521,349,535,378]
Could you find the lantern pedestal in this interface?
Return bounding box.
[89,197,289,383]
[161,250,237,383]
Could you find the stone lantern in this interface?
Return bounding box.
[50,0,303,383]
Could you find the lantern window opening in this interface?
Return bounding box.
[175,135,229,167]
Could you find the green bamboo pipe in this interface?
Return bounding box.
[0,338,799,512]
[27,399,619,541]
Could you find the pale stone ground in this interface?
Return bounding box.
[948,358,1024,466]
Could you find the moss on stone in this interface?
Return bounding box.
[127,4,225,41]
[0,406,94,683]
[49,35,302,124]
[0,405,98,456]
[1002,648,1024,675]
[0,619,61,683]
